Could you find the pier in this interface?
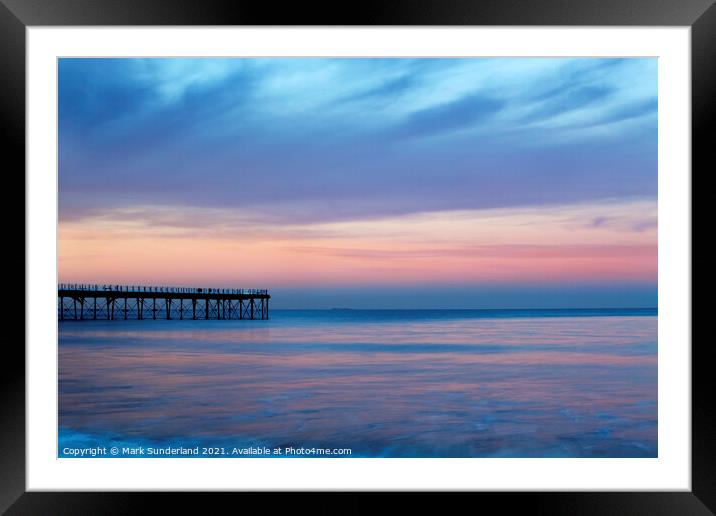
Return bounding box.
[58,284,270,321]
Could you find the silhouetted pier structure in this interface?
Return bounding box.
[58,284,270,321]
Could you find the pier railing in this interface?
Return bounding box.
[58,284,270,321]
[58,283,268,295]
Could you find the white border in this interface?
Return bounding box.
[27,27,691,491]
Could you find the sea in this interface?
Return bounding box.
[58,308,657,458]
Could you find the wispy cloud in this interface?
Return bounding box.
[59,198,657,289]
[59,57,657,226]
[393,94,505,139]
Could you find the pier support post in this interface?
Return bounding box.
[60,297,64,320]
[205,298,209,320]
[192,299,196,320]
[124,297,128,320]
[250,298,255,320]
[180,299,183,320]
[93,297,97,320]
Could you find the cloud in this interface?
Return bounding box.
[59,198,657,301]
[59,57,657,227]
[520,85,613,123]
[392,94,505,139]
[288,243,656,262]
[589,98,658,127]
[338,73,417,105]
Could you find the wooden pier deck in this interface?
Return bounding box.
[58,284,270,321]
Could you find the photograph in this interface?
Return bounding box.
[56,56,659,459]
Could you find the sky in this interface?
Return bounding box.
[58,58,657,309]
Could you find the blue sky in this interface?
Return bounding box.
[58,58,658,308]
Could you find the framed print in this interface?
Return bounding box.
[5,0,711,512]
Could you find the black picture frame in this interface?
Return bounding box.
[3,0,710,512]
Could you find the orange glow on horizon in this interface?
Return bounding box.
[59,200,657,288]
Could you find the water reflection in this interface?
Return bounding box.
[59,311,657,457]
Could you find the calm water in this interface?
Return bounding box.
[58,309,657,458]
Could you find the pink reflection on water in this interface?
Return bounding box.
[59,314,657,457]
[61,316,655,346]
